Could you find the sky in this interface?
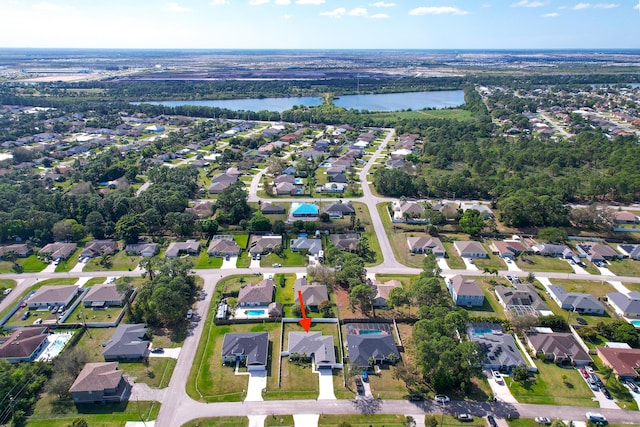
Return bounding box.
[0,0,639,49]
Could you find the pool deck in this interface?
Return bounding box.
[35,331,74,362]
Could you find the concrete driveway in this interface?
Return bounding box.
[317,368,336,400]
[221,255,237,269]
[567,260,589,275]
[462,258,479,271]
[437,258,450,270]
[248,415,267,427]
[485,370,517,403]
[245,370,267,402]
[505,259,522,272]
[249,257,261,269]
[148,347,181,359]
[294,414,319,427]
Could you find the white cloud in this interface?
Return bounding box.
[571,2,619,9]
[409,6,469,15]
[320,7,345,17]
[349,7,368,16]
[275,0,291,4]
[296,0,325,4]
[209,0,228,5]
[281,14,293,19]
[512,0,545,7]
[167,2,190,12]
[249,0,270,4]
[635,2,640,9]
[542,12,560,16]
[370,13,390,18]
[371,1,395,7]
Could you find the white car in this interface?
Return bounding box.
[492,370,504,384]
[535,417,551,425]
[435,395,450,403]
[2,288,12,296]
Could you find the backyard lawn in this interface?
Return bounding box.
[26,395,159,427]
[506,360,597,407]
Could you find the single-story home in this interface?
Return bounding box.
[260,202,286,215]
[525,331,592,366]
[460,203,494,219]
[447,275,484,307]
[371,280,403,307]
[491,241,528,260]
[276,181,297,195]
[0,327,49,363]
[607,291,640,319]
[102,324,149,361]
[39,242,78,261]
[290,237,322,255]
[207,237,241,258]
[407,236,446,257]
[316,183,347,194]
[291,203,319,218]
[70,362,131,404]
[531,244,575,259]
[274,174,295,185]
[208,173,238,194]
[467,323,527,372]
[83,284,126,309]
[330,233,359,252]
[80,240,119,259]
[618,244,640,261]
[494,284,552,317]
[288,332,337,369]
[324,202,355,219]
[248,235,282,255]
[346,334,400,367]
[27,285,79,309]
[125,242,159,257]
[454,241,488,258]
[221,332,269,371]
[615,211,639,224]
[165,240,200,258]
[546,284,605,315]
[238,279,275,307]
[392,200,425,221]
[293,277,328,310]
[576,243,621,263]
[597,346,640,380]
[0,244,32,260]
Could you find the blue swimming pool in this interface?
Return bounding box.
[631,320,640,328]
[246,309,267,317]
[469,327,495,337]
[359,330,382,335]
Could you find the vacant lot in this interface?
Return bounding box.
[84,251,141,272]
[516,255,573,273]
[607,258,640,277]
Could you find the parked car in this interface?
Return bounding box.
[435,395,450,403]
[272,263,282,267]
[361,370,369,382]
[457,414,473,421]
[576,317,588,325]
[21,311,31,320]
[585,412,607,424]
[588,378,599,391]
[150,347,164,353]
[407,394,424,401]
[492,370,504,384]
[487,415,498,427]
[602,388,612,399]
[33,318,42,325]
[535,417,551,425]
[625,380,639,393]
[186,309,193,320]
[2,288,12,296]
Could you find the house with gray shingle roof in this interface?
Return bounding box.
[207,237,241,258]
[346,334,399,367]
[102,324,149,361]
[525,331,592,366]
[248,235,282,256]
[221,332,269,371]
[80,240,119,259]
[330,233,359,252]
[576,243,621,263]
[607,291,640,319]
[27,285,79,309]
[407,236,445,257]
[83,284,126,308]
[454,241,487,258]
[324,202,355,219]
[372,280,403,307]
[293,277,328,310]
[165,240,200,258]
[467,323,527,371]
[290,237,322,255]
[70,362,131,404]
[125,242,159,257]
[40,242,77,261]
[495,284,551,317]
[288,332,337,368]
[618,244,640,261]
[238,279,275,307]
[448,275,484,307]
[547,284,604,315]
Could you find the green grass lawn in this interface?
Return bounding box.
[19,254,48,272]
[516,255,573,273]
[369,108,475,121]
[376,202,427,269]
[0,278,16,290]
[442,242,466,269]
[473,252,507,271]
[26,395,159,427]
[55,248,82,272]
[506,360,598,407]
[187,320,280,402]
[193,251,223,269]
[352,202,383,266]
[234,234,249,249]
[182,417,248,427]
[83,251,141,272]
[64,303,124,324]
[319,414,409,427]
[261,249,307,267]
[214,275,263,302]
[236,252,251,268]
[460,278,509,319]
[3,277,80,326]
[367,363,409,399]
[118,358,177,389]
[607,258,640,277]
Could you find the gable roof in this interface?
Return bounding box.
[69,362,123,393]
[238,279,275,305]
[607,291,640,315]
[547,285,604,312]
[449,275,484,297]
[248,235,282,253]
[83,284,124,304]
[29,285,79,305]
[221,332,269,366]
[493,240,527,256]
[291,203,319,216]
[102,324,149,360]
[373,280,403,302]
[165,240,200,258]
[207,238,241,254]
[125,242,158,256]
[454,241,487,256]
[467,322,526,368]
[347,334,399,366]
[81,240,118,257]
[325,202,355,215]
[0,327,48,361]
[290,237,322,254]
[39,242,77,259]
[288,331,336,366]
[407,236,445,253]
[261,202,286,214]
[598,347,640,378]
[495,284,550,313]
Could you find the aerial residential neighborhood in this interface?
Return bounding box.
[1,49,640,427]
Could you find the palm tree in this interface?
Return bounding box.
[139,256,157,280]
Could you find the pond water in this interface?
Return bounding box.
[135,90,465,113]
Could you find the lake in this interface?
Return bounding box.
[135,90,465,113]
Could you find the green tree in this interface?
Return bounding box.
[349,284,373,313]
[214,182,251,225]
[318,300,333,317]
[69,418,89,427]
[249,212,272,232]
[459,209,484,236]
[197,218,219,238]
[537,227,568,244]
[512,365,530,383]
[116,214,145,244]
[85,211,106,239]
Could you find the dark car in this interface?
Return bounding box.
[576,317,588,325]
[603,389,612,399]
[21,311,31,320]
[407,394,424,401]
[488,415,498,427]
[150,347,164,353]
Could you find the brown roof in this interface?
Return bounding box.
[374,280,402,301]
[598,347,640,378]
[238,279,275,305]
[29,285,79,305]
[69,362,123,393]
[526,332,591,364]
[83,284,123,304]
[493,240,527,255]
[0,327,48,360]
[450,275,484,297]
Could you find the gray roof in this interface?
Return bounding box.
[526,332,592,364]
[103,324,149,360]
[83,284,124,304]
[288,332,336,366]
[248,235,282,254]
[238,279,275,305]
[330,233,359,251]
[69,362,123,393]
[261,203,286,214]
[222,332,269,366]
[547,285,604,312]
[125,242,159,256]
[467,323,526,369]
[29,285,79,305]
[450,275,484,297]
[607,291,640,315]
[346,334,399,366]
[495,284,550,312]
[325,202,355,215]
[532,244,574,257]
[407,236,445,254]
[40,242,77,259]
[207,238,241,255]
[294,278,329,306]
[290,237,323,255]
[166,240,200,258]
[454,241,487,256]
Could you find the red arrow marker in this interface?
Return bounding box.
[297,290,312,333]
